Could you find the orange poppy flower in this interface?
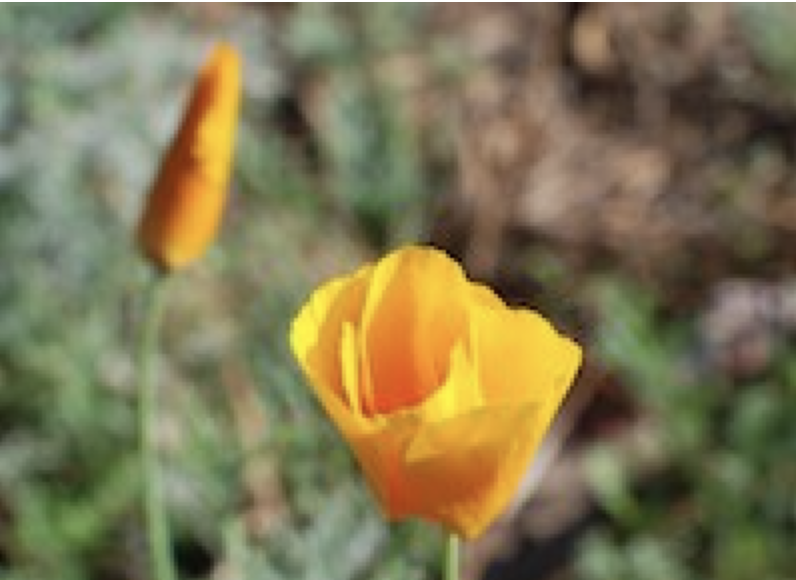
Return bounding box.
[290,246,582,538]
[137,43,241,272]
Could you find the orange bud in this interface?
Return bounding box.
[137,43,241,272]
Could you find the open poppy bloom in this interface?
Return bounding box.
[290,246,582,538]
[137,43,241,272]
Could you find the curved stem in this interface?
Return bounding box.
[445,534,459,580]
[138,275,178,580]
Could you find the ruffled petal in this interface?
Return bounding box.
[290,266,373,419]
[403,403,542,538]
[472,302,582,407]
[415,340,484,424]
[359,247,470,415]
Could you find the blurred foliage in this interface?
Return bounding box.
[575,279,796,580]
[284,4,440,250]
[567,9,796,576]
[0,5,442,580]
[741,3,796,92]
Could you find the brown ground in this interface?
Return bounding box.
[417,5,796,578]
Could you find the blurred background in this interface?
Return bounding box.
[1,4,795,580]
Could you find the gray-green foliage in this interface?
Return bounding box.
[741,4,796,93]
[576,279,796,580]
[0,7,144,579]
[0,5,441,580]
[286,4,435,250]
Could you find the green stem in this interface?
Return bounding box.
[138,275,178,580]
[445,534,459,580]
